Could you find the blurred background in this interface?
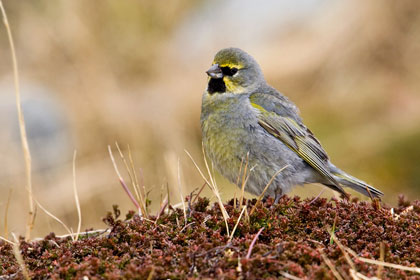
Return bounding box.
[0,0,419,238]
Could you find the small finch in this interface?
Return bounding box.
[200,48,383,202]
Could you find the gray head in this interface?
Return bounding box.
[206,48,264,94]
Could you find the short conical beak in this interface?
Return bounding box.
[206,64,223,79]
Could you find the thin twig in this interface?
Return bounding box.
[0,0,34,241]
[72,151,82,241]
[245,226,264,259]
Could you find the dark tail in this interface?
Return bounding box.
[332,170,383,199]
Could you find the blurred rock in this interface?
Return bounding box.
[0,79,72,180]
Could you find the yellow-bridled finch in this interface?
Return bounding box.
[200,48,383,202]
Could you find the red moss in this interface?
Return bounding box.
[0,196,419,279]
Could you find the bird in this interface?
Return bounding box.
[200,47,383,203]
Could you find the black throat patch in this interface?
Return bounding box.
[208,78,226,94]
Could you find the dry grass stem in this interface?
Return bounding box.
[330,213,338,245]
[192,182,207,204]
[116,143,147,216]
[279,271,302,280]
[344,246,420,274]
[320,249,344,280]
[401,205,414,215]
[185,148,230,236]
[201,147,230,235]
[249,165,289,215]
[72,151,82,241]
[239,152,249,208]
[0,235,15,245]
[236,255,242,274]
[146,266,155,280]
[228,206,246,242]
[331,234,420,274]
[309,187,327,205]
[139,168,148,213]
[245,226,264,259]
[235,157,245,192]
[11,233,30,280]
[244,205,250,224]
[349,269,359,280]
[0,0,34,241]
[350,269,380,280]
[377,242,385,278]
[53,229,111,240]
[331,235,357,271]
[108,145,143,215]
[166,183,171,214]
[115,143,139,200]
[155,196,168,222]
[35,199,73,239]
[127,145,146,212]
[177,158,187,225]
[4,189,12,239]
[184,150,211,193]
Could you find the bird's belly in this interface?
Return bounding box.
[202,111,308,196]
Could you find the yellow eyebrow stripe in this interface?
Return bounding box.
[220,63,242,68]
[212,61,244,69]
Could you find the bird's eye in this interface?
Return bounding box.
[221,67,238,76]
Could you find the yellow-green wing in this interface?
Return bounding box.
[250,94,346,195]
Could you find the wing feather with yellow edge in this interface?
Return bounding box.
[249,92,347,196]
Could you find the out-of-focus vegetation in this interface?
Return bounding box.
[0,0,419,238]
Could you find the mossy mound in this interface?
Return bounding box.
[1,196,419,279]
